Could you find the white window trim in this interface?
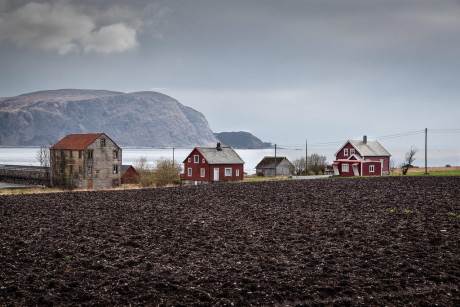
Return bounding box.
[200,168,205,177]
[344,148,349,156]
[187,167,192,176]
[369,165,375,173]
[342,163,349,172]
[236,169,240,177]
[188,158,191,163]
[350,148,355,155]
[194,155,200,163]
[225,168,232,177]
[202,158,205,163]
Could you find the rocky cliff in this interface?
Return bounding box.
[0,89,217,147]
[214,131,273,149]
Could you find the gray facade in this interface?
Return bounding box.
[50,134,122,189]
[256,157,294,177]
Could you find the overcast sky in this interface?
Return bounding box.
[0,0,459,164]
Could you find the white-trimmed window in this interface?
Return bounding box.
[194,155,200,163]
[202,158,205,163]
[342,163,349,172]
[188,158,191,163]
[200,168,205,177]
[369,165,375,173]
[225,168,232,176]
[350,148,355,155]
[344,148,349,156]
[236,169,240,177]
[187,168,192,176]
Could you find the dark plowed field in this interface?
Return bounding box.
[1,177,459,306]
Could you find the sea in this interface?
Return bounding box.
[0,147,307,175]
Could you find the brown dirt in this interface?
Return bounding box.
[0,177,459,306]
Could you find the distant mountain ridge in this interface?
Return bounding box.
[0,89,217,147]
[215,131,273,149]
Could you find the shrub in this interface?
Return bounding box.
[153,159,181,187]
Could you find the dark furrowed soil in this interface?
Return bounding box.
[0,177,459,306]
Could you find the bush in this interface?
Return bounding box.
[153,159,181,187]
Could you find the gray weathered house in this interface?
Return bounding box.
[255,156,294,176]
[50,133,122,189]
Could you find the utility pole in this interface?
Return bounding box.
[425,128,428,175]
[274,144,277,177]
[305,138,308,176]
[172,147,175,166]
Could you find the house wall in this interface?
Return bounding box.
[364,156,390,174]
[257,160,293,177]
[336,142,361,160]
[50,135,121,189]
[362,161,383,176]
[337,161,357,177]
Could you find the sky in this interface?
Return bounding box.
[0,0,459,165]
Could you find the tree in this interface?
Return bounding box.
[135,157,155,187]
[401,147,417,175]
[36,145,50,167]
[292,157,306,175]
[292,154,328,175]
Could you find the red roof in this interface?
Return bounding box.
[51,133,103,150]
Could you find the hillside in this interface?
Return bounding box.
[214,131,272,149]
[0,89,217,147]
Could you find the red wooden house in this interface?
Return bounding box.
[181,143,244,184]
[333,136,391,177]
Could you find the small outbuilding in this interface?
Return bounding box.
[121,165,139,184]
[181,143,244,184]
[255,156,294,176]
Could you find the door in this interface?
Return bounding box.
[352,164,360,176]
[213,167,219,181]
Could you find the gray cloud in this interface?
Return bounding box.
[0,1,139,54]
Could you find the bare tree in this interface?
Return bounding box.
[36,145,50,167]
[401,147,417,175]
[292,157,306,175]
[292,154,327,175]
[153,159,182,187]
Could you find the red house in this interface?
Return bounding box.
[181,143,244,184]
[333,136,391,177]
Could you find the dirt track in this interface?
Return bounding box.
[1,177,459,306]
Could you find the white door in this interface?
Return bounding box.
[352,164,360,176]
[213,168,219,181]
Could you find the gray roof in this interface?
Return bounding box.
[348,140,391,157]
[197,146,244,164]
[256,156,293,169]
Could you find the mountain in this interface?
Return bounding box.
[214,131,273,149]
[0,89,217,147]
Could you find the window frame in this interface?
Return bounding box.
[350,148,355,155]
[236,169,240,177]
[225,168,232,177]
[341,163,349,172]
[187,167,192,176]
[369,165,375,173]
[344,148,349,156]
[194,155,200,163]
[100,138,106,147]
[113,165,119,174]
[200,168,205,177]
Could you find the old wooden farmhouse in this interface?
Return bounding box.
[181,143,244,184]
[333,135,391,177]
[50,133,122,189]
[255,156,294,176]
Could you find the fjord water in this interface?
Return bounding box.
[0,147,306,175]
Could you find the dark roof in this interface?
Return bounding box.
[255,156,292,169]
[51,133,104,150]
[121,165,138,175]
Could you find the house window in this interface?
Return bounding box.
[342,163,349,172]
[78,166,82,174]
[369,165,375,173]
[87,165,92,176]
[225,168,232,176]
[78,151,82,159]
[200,168,205,177]
[202,159,205,163]
[113,165,119,174]
[69,150,73,158]
[101,138,106,147]
[188,158,191,163]
[344,148,349,156]
[187,168,192,176]
[194,155,200,163]
[113,150,118,159]
[87,150,93,159]
[350,148,355,155]
[236,169,240,177]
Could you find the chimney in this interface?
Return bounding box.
[363,135,367,144]
[216,142,222,151]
